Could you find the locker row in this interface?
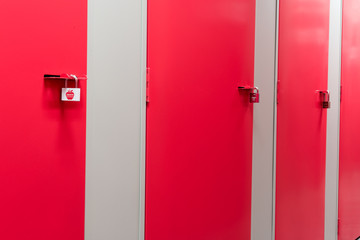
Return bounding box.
[145,0,359,240]
[0,0,358,239]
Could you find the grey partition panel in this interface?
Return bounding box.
[325,0,342,239]
[85,0,143,239]
[252,0,277,239]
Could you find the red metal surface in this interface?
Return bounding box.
[275,0,329,239]
[146,0,255,239]
[0,1,87,239]
[338,0,360,238]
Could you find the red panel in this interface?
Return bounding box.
[0,1,87,240]
[338,0,360,238]
[275,0,329,239]
[146,0,255,239]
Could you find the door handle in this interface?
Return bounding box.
[44,74,87,81]
[238,86,260,103]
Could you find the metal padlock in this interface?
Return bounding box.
[61,74,80,101]
[321,91,330,109]
[250,87,260,103]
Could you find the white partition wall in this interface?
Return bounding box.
[325,0,342,239]
[85,0,144,239]
[252,0,277,239]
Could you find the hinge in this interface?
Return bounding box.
[277,79,280,104]
[146,67,150,103]
[340,84,342,102]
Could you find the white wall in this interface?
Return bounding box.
[325,0,342,239]
[251,0,277,239]
[85,0,144,239]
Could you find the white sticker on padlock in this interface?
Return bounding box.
[61,88,80,101]
[61,74,80,102]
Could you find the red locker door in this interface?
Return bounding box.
[146,1,255,239]
[275,0,330,239]
[338,0,360,238]
[0,1,87,240]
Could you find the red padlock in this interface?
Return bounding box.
[320,90,330,109]
[250,87,260,103]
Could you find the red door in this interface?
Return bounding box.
[275,0,330,239]
[146,0,255,239]
[0,1,87,240]
[338,0,360,238]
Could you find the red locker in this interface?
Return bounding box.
[338,0,360,238]
[0,1,87,239]
[146,0,256,239]
[275,0,330,239]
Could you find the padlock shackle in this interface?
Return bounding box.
[325,90,330,101]
[319,90,330,101]
[70,74,79,88]
[65,74,79,88]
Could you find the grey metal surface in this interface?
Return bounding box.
[85,0,143,239]
[325,0,342,239]
[272,1,280,239]
[138,0,147,239]
[252,0,277,239]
